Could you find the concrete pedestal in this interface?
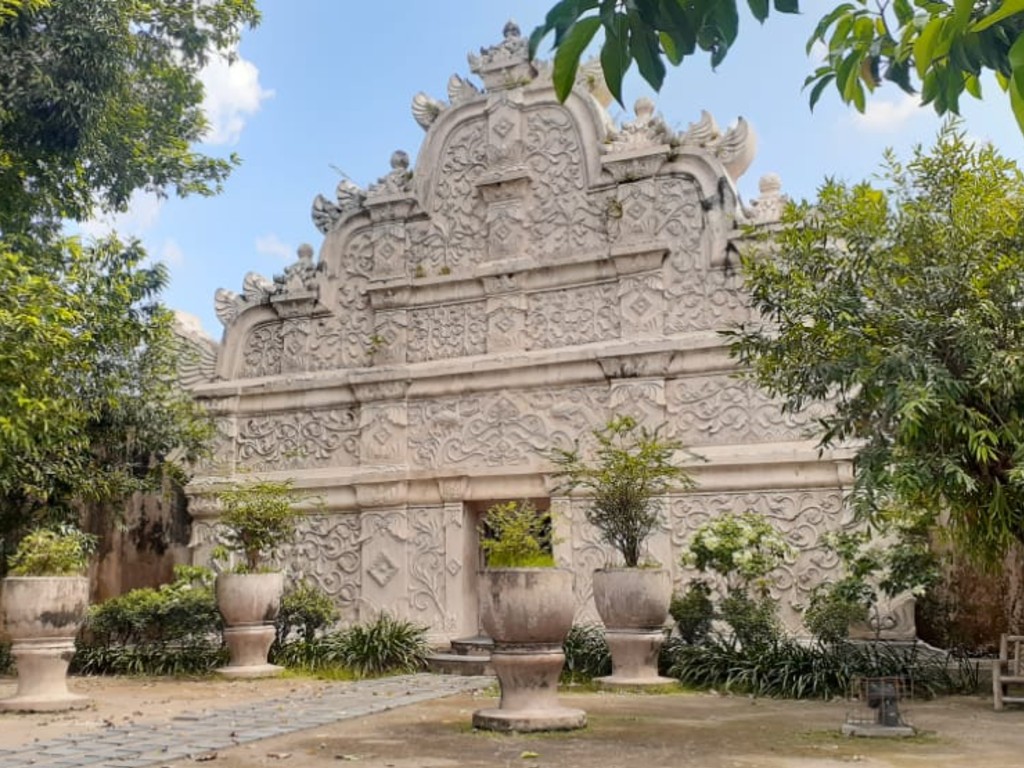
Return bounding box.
[218,625,282,678]
[597,629,675,688]
[0,639,90,712]
[473,646,586,732]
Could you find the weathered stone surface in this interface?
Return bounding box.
[182,25,900,642]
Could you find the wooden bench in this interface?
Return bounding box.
[993,634,1024,710]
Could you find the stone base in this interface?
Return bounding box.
[842,723,916,738]
[473,706,587,732]
[0,692,91,712]
[596,674,678,690]
[604,628,668,684]
[216,663,284,679]
[0,639,91,713]
[222,623,276,673]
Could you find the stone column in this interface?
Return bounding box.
[439,476,477,638]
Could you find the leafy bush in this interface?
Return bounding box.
[0,641,11,675]
[665,637,977,699]
[73,565,225,675]
[561,623,611,682]
[549,415,694,567]
[275,613,429,677]
[719,591,782,650]
[7,526,97,576]
[670,581,714,645]
[275,580,338,645]
[685,511,792,593]
[479,500,554,568]
[803,579,873,644]
[215,479,303,572]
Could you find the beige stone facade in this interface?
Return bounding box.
[183,25,882,641]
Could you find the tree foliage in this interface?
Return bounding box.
[0,0,258,558]
[729,123,1024,565]
[533,1,1024,133]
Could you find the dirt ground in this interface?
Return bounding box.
[2,675,1023,768]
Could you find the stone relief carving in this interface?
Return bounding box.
[408,302,486,363]
[468,20,534,92]
[666,375,830,446]
[273,244,319,293]
[277,514,362,621]
[409,507,453,632]
[367,150,414,198]
[236,408,359,470]
[526,284,620,349]
[359,403,408,464]
[239,316,345,377]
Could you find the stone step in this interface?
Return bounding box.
[426,653,494,677]
[450,636,493,657]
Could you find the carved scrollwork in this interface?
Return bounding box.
[236,408,359,470]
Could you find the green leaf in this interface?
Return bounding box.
[972,0,1024,33]
[552,16,603,101]
[914,17,944,79]
[808,72,836,110]
[774,0,799,12]
[631,18,667,89]
[893,0,913,26]
[748,0,770,23]
[601,17,631,105]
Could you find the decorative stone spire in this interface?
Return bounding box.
[745,173,788,224]
[607,97,673,151]
[367,150,413,198]
[468,20,535,92]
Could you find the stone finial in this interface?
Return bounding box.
[274,243,319,293]
[367,150,413,197]
[678,110,720,148]
[468,20,535,91]
[677,111,758,183]
[214,287,242,326]
[607,97,673,151]
[745,173,788,224]
[242,271,274,302]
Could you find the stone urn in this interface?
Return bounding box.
[472,568,586,732]
[215,571,284,678]
[592,567,674,687]
[0,576,90,711]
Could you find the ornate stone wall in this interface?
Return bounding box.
[183,24,877,642]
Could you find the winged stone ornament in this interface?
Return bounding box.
[714,118,757,182]
[214,288,242,327]
[411,92,444,130]
[242,271,274,302]
[447,73,480,104]
[311,193,342,235]
[678,110,720,148]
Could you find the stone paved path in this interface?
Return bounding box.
[0,674,492,768]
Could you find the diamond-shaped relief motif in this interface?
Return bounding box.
[493,116,515,138]
[626,201,647,220]
[628,294,653,317]
[446,559,462,577]
[368,552,399,587]
[492,221,512,241]
[494,310,516,333]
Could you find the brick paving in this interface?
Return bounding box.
[0,674,491,768]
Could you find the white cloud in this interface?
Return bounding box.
[255,233,294,261]
[200,51,273,146]
[851,93,923,134]
[79,191,165,239]
[160,239,185,267]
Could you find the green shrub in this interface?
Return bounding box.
[664,636,975,699]
[561,624,611,682]
[275,580,338,645]
[670,581,715,645]
[324,613,429,676]
[0,641,11,675]
[73,565,224,675]
[479,500,554,568]
[719,590,782,650]
[803,579,873,644]
[215,479,303,572]
[7,526,97,576]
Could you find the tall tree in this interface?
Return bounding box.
[532,1,1024,133]
[729,124,1024,565]
[0,1,258,556]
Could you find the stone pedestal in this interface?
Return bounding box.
[597,629,675,688]
[0,639,90,712]
[219,625,281,678]
[472,645,586,732]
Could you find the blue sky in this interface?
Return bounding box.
[85,2,1024,338]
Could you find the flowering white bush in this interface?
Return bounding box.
[684,512,793,592]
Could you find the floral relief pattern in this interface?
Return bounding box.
[526,284,620,349]
[407,302,487,362]
[236,408,359,470]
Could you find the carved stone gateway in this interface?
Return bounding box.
[183,25,905,642]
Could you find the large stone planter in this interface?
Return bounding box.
[592,567,674,687]
[472,568,586,732]
[215,571,284,678]
[0,576,90,711]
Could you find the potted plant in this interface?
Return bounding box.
[211,478,301,677]
[549,415,694,686]
[472,500,586,732]
[0,526,96,711]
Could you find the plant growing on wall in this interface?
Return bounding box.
[548,415,694,567]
